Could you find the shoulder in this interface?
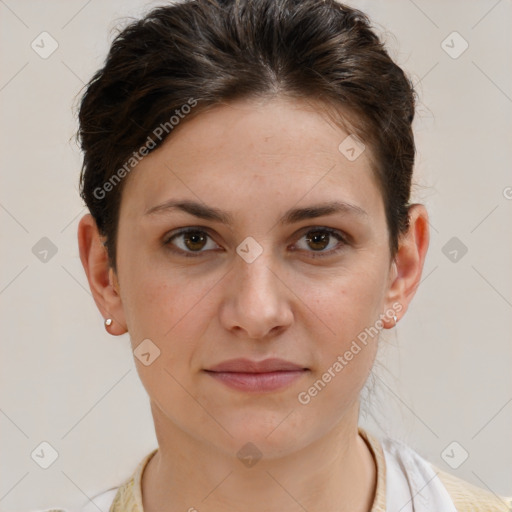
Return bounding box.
[433,465,512,512]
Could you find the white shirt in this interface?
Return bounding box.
[381,436,457,512]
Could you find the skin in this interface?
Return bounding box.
[78,95,429,512]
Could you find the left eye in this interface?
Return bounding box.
[292,228,347,258]
[163,227,347,258]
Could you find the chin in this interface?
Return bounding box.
[208,407,313,458]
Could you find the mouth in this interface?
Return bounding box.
[203,358,309,392]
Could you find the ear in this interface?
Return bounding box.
[77,213,127,335]
[383,204,430,328]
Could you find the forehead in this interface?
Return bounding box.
[119,96,384,223]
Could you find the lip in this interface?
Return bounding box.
[204,358,309,392]
[206,357,307,373]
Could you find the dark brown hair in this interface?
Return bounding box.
[77,0,417,273]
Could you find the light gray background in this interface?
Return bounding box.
[1,0,511,510]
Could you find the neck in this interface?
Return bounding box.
[141,403,377,512]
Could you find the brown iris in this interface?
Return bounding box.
[305,230,330,251]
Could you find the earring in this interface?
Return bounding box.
[393,315,398,327]
[104,318,113,330]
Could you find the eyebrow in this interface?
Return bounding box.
[144,199,368,225]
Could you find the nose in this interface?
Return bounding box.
[219,248,294,341]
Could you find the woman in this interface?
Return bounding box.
[75,0,511,510]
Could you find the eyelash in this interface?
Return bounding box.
[163,226,348,259]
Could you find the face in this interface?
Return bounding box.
[112,96,399,457]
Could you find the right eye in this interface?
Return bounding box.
[163,227,222,257]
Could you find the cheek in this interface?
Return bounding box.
[296,275,382,413]
[295,267,385,402]
[302,265,387,347]
[119,248,191,337]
